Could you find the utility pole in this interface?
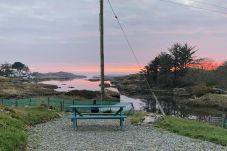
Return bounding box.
[100,0,105,101]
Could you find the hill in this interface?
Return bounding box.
[32,71,86,81]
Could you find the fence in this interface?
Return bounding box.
[0,97,121,112]
[203,114,227,128]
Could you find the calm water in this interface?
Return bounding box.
[40,79,145,110]
[40,79,225,119]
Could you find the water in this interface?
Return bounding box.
[40,79,145,110]
[40,79,226,118]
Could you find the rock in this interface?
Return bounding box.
[141,113,163,125]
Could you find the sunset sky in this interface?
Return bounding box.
[0,0,227,75]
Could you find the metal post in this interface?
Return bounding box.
[100,0,105,102]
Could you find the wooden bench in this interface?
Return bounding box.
[69,105,127,130]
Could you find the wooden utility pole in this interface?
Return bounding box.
[100,0,105,101]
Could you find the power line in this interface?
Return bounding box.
[107,0,166,116]
[160,0,227,15]
[189,0,227,11]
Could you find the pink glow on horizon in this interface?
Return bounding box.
[30,64,141,74]
[188,60,223,70]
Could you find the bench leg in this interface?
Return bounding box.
[73,119,77,130]
[120,118,123,130]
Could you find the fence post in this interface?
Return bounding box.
[222,114,225,128]
[60,101,63,111]
[29,98,31,106]
[63,101,65,111]
[47,97,50,108]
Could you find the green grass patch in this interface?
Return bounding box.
[12,107,61,125]
[129,112,148,124]
[155,116,227,146]
[0,113,26,151]
[0,106,61,151]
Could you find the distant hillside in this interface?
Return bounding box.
[32,71,86,81]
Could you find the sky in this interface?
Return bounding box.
[0,0,227,75]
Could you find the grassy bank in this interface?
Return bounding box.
[155,116,227,146]
[0,106,61,151]
[129,112,148,124]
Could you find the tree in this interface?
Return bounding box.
[178,43,196,71]
[12,62,29,76]
[157,52,173,74]
[142,43,199,88]
[169,43,196,74]
[0,63,13,76]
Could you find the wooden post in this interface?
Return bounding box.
[100,0,105,102]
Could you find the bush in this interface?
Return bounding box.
[65,90,100,99]
[190,85,212,97]
[0,106,61,151]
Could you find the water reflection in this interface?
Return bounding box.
[40,79,145,111]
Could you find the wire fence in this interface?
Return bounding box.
[0,97,123,112]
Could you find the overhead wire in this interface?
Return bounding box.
[188,0,227,11]
[107,0,166,116]
[159,0,227,15]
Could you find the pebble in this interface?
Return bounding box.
[27,116,227,151]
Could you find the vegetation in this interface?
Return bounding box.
[129,112,148,124]
[141,43,199,88]
[0,80,58,99]
[0,105,61,151]
[65,89,120,101]
[189,94,227,108]
[32,71,86,81]
[155,116,227,146]
[0,62,29,77]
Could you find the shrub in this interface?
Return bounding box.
[190,85,212,97]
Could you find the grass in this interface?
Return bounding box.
[0,105,61,151]
[0,113,26,151]
[190,93,227,108]
[129,112,148,124]
[155,116,227,146]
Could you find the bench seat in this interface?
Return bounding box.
[70,115,127,119]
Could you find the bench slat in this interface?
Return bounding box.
[70,115,127,119]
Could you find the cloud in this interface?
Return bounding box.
[0,0,227,74]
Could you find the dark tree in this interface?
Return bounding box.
[12,62,29,76]
[0,63,13,76]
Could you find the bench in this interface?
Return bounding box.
[69,105,127,130]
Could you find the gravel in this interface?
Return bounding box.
[27,116,227,151]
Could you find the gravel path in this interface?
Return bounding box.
[28,116,227,151]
